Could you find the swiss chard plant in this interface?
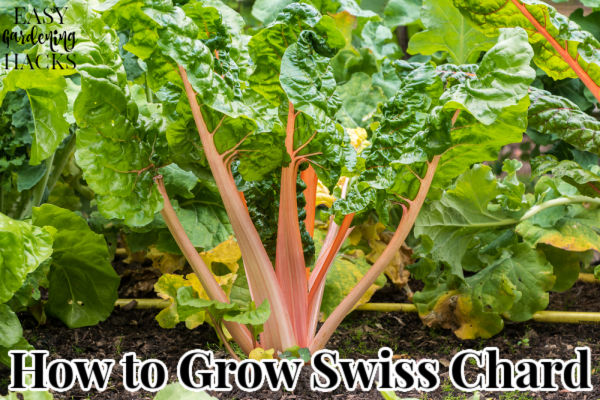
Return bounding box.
[2,0,599,361]
[61,0,595,356]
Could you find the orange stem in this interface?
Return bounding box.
[510,0,600,103]
[300,166,318,237]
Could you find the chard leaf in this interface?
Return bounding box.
[382,0,422,27]
[74,73,164,227]
[32,204,120,328]
[248,3,342,104]
[415,244,554,339]
[453,0,600,84]
[413,161,599,339]
[440,28,535,125]
[0,304,22,348]
[407,0,496,64]
[532,155,600,197]
[0,70,70,165]
[335,72,387,128]
[0,213,53,304]
[280,31,341,121]
[528,88,600,155]
[334,28,535,224]
[414,165,521,276]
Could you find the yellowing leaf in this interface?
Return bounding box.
[346,127,370,153]
[200,237,241,274]
[316,180,335,208]
[147,246,186,274]
[249,347,275,360]
[154,270,237,329]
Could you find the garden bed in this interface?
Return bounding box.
[1,280,598,400]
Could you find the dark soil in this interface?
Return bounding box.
[1,281,599,400]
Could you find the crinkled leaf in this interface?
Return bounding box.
[441,28,535,125]
[335,72,387,128]
[453,0,600,84]
[528,88,600,155]
[415,244,554,339]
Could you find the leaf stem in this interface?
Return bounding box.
[511,0,600,102]
[310,155,441,352]
[208,314,241,361]
[154,175,254,354]
[519,195,600,221]
[47,133,77,194]
[22,153,55,219]
[274,102,309,346]
[178,66,296,351]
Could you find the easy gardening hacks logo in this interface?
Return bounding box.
[2,6,76,70]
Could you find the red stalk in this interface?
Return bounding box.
[307,213,354,304]
[275,103,310,346]
[511,0,600,103]
[300,166,318,237]
[154,176,254,354]
[178,66,296,351]
[310,155,440,352]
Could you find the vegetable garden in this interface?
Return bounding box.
[0,0,599,398]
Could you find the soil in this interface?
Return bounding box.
[0,279,599,400]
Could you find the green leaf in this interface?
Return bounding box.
[532,155,600,197]
[280,31,341,121]
[414,244,554,339]
[0,213,53,304]
[251,0,293,24]
[223,299,270,327]
[528,88,600,156]
[453,0,600,84]
[74,74,164,227]
[0,304,22,348]
[441,28,535,125]
[0,70,70,165]
[248,3,327,104]
[415,165,521,275]
[159,164,198,199]
[335,72,387,128]
[407,0,496,64]
[383,0,422,27]
[32,204,120,328]
[361,21,401,60]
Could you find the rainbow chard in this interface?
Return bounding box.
[73,0,542,355]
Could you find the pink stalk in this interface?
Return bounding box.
[306,216,354,341]
[178,66,296,351]
[154,176,254,354]
[306,180,353,340]
[275,103,310,346]
[310,155,441,352]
